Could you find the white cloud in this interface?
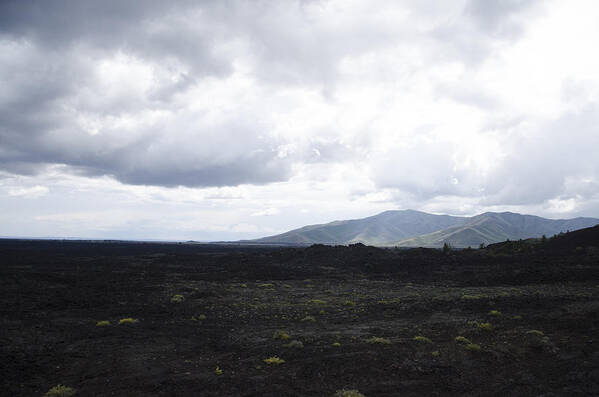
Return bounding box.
[7,185,49,198]
[251,208,281,217]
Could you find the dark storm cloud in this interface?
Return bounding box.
[0,0,235,77]
[0,0,549,188]
[0,0,295,187]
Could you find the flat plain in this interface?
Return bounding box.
[2,233,599,396]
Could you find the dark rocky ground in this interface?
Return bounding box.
[1,228,599,396]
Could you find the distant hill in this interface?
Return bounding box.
[251,210,468,246]
[251,210,599,248]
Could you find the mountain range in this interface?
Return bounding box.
[251,210,599,248]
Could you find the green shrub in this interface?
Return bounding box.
[512,315,522,320]
[240,283,248,288]
[454,336,471,344]
[431,350,440,357]
[44,385,76,397]
[333,390,365,397]
[301,315,316,322]
[263,356,285,365]
[170,294,185,303]
[366,337,391,345]
[474,322,493,331]
[488,310,502,317]
[215,366,223,375]
[96,320,110,327]
[344,300,355,307]
[465,343,481,352]
[332,342,341,347]
[413,335,432,344]
[273,330,290,340]
[118,318,137,325]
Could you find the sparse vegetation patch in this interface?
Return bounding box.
[455,336,471,344]
[118,318,137,325]
[465,343,481,352]
[413,335,432,344]
[170,294,185,303]
[283,340,304,348]
[263,356,285,365]
[44,385,76,397]
[366,336,391,345]
[273,329,290,340]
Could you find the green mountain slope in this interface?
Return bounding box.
[395,212,599,247]
[252,210,599,247]
[252,210,468,245]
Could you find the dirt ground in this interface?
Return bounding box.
[1,237,599,396]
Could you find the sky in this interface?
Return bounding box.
[1,0,599,241]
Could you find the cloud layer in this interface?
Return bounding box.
[1,0,599,239]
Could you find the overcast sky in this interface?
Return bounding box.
[1,0,599,240]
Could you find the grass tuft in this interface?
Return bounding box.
[366,336,392,345]
[465,343,481,352]
[461,294,485,300]
[118,318,137,325]
[44,385,77,397]
[472,321,493,331]
[413,335,432,344]
[170,294,185,303]
[96,320,110,327]
[454,336,471,344]
[263,356,285,365]
[273,329,291,340]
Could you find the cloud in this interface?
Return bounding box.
[0,0,548,189]
[481,104,599,205]
[251,208,280,217]
[1,0,599,240]
[7,185,48,198]
[464,0,542,38]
